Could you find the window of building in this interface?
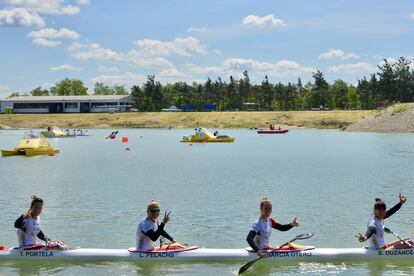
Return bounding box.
[91,102,118,108]
[13,103,49,109]
[64,102,78,108]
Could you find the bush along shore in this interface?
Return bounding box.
[0,110,366,130]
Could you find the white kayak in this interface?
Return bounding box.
[1,246,414,262]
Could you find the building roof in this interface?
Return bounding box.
[2,95,131,102]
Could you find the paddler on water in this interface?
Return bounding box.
[246,197,300,257]
[357,194,414,250]
[136,200,176,251]
[14,196,52,247]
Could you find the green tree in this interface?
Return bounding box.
[393,57,413,102]
[310,70,329,108]
[93,82,112,95]
[30,87,49,96]
[329,80,348,109]
[262,75,273,110]
[347,85,360,109]
[50,78,88,96]
[113,85,129,95]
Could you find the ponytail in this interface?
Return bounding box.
[30,195,43,208]
[374,198,386,211]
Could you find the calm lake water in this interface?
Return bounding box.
[0,128,414,275]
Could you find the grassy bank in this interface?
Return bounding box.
[0,110,367,130]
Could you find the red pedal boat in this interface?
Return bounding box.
[257,129,289,134]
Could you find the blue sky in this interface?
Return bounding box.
[0,0,413,97]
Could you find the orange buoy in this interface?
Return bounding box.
[122,136,129,143]
[48,152,55,156]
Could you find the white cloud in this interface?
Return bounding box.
[133,36,207,57]
[32,37,63,47]
[185,64,222,75]
[98,66,120,73]
[221,58,310,77]
[328,62,374,74]
[126,50,174,68]
[68,41,83,51]
[319,49,360,60]
[60,5,80,15]
[0,7,44,27]
[50,64,82,71]
[186,58,313,81]
[70,43,124,61]
[69,41,175,68]
[4,0,81,15]
[91,72,147,86]
[0,84,11,99]
[187,27,208,33]
[158,67,187,79]
[76,0,89,5]
[28,27,79,39]
[242,14,286,28]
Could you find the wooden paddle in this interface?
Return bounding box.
[238,232,314,275]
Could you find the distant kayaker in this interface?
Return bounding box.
[246,197,299,257]
[357,194,413,250]
[136,200,175,251]
[14,195,51,247]
[106,131,118,139]
[214,131,219,136]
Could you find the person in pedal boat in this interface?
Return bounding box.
[136,200,176,251]
[246,197,299,257]
[357,194,413,250]
[14,196,51,247]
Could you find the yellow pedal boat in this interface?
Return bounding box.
[41,126,75,138]
[181,128,235,143]
[1,131,60,157]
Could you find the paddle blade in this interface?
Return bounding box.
[295,233,314,240]
[384,227,392,234]
[238,258,260,275]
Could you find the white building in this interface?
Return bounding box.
[0,95,132,113]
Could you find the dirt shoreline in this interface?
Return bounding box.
[0,111,366,130]
[346,103,414,133]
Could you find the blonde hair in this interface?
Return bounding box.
[147,199,160,210]
[260,197,272,208]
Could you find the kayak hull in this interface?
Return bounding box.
[181,138,235,143]
[1,247,414,262]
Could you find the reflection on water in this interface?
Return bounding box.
[1,129,414,275]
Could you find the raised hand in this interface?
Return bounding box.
[163,211,171,224]
[399,193,407,204]
[291,217,299,227]
[356,233,366,243]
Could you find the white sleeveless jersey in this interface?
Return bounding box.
[136,218,158,251]
[17,216,41,247]
[252,218,276,249]
[367,218,385,249]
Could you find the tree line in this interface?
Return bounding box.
[7,57,414,111]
